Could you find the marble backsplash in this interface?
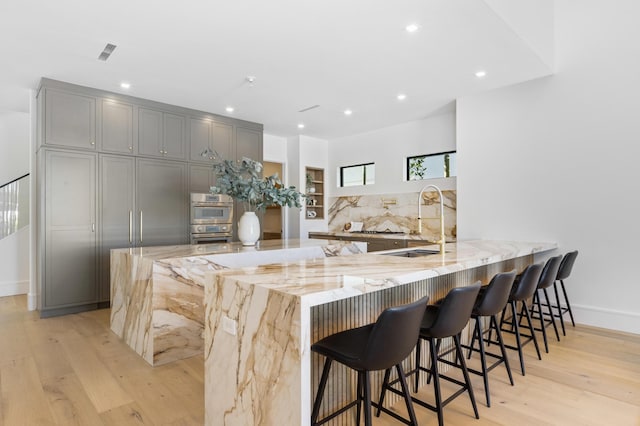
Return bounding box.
[328,190,457,240]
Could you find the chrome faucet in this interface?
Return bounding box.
[418,184,446,254]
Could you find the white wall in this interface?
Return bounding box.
[327,112,457,197]
[0,111,30,297]
[0,112,29,184]
[285,135,329,239]
[457,0,640,334]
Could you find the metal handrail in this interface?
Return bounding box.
[0,173,29,190]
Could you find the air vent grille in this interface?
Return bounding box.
[298,104,320,113]
[98,43,117,61]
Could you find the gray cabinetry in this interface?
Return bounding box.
[189,117,232,163]
[44,89,96,150]
[136,159,188,247]
[99,155,135,303]
[233,126,264,239]
[37,79,263,315]
[189,164,215,193]
[101,99,135,154]
[42,150,98,314]
[138,108,186,160]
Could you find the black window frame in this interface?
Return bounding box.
[339,162,375,187]
[406,150,456,181]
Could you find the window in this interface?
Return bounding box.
[407,151,456,181]
[340,163,375,187]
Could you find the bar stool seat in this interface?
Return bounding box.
[525,255,563,353]
[377,283,481,426]
[465,270,516,407]
[311,296,429,426]
[552,250,579,335]
[499,262,544,375]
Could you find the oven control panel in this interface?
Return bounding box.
[191,224,230,233]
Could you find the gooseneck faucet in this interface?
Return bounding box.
[418,184,446,254]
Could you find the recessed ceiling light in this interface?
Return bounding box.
[397,93,407,101]
[475,70,487,78]
[120,82,131,89]
[344,109,353,116]
[297,123,305,129]
[405,24,419,33]
[225,106,234,113]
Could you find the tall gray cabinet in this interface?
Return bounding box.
[37,78,262,317]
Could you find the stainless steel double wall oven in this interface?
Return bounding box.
[190,193,233,244]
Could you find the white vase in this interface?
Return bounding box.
[238,211,260,246]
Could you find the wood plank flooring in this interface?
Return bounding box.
[0,294,638,425]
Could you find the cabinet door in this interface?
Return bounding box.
[138,108,163,157]
[99,155,135,303]
[101,99,134,154]
[44,150,97,309]
[189,117,211,162]
[163,113,187,160]
[233,127,263,240]
[137,159,188,246]
[235,126,263,163]
[189,164,214,194]
[44,89,96,150]
[211,121,232,161]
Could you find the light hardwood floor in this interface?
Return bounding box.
[0,294,638,425]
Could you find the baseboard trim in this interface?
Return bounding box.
[0,280,29,297]
[573,303,640,335]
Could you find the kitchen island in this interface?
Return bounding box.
[110,239,366,366]
[203,239,556,425]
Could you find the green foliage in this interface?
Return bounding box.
[408,157,427,180]
[207,153,304,212]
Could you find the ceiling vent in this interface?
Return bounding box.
[98,43,117,61]
[298,104,320,113]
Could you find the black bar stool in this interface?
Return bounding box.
[499,262,543,375]
[553,250,579,335]
[311,296,429,426]
[465,270,516,407]
[378,283,481,426]
[526,255,563,353]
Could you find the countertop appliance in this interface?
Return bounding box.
[190,193,233,244]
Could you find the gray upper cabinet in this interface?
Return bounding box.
[44,89,96,150]
[233,126,263,239]
[99,155,135,303]
[138,108,187,160]
[136,158,188,247]
[189,164,215,194]
[101,99,135,154]
[235,126,263,163]
[189,117,232,163]
[43,150,97,312]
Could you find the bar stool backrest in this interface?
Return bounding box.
[423,282,481,338]
[537,255,563,290]
[475,270,517,316]
[511,263,543,301]
[557,250,579,281]
[362,296,429,371]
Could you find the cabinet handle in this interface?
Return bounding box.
[129,210,133,244]
[90,141,95,146]
[129,146,133,151]
[92,223,95,232]
[139,210,143,244]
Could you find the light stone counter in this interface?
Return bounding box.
[203,239,556,425]
[110,239,366,366]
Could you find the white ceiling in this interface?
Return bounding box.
[0,0,554,139]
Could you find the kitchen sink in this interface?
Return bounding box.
[377,249,445,257]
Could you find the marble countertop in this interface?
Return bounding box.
[208,239,556,307]
[110,238,359,261]
[309,231,456,243]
